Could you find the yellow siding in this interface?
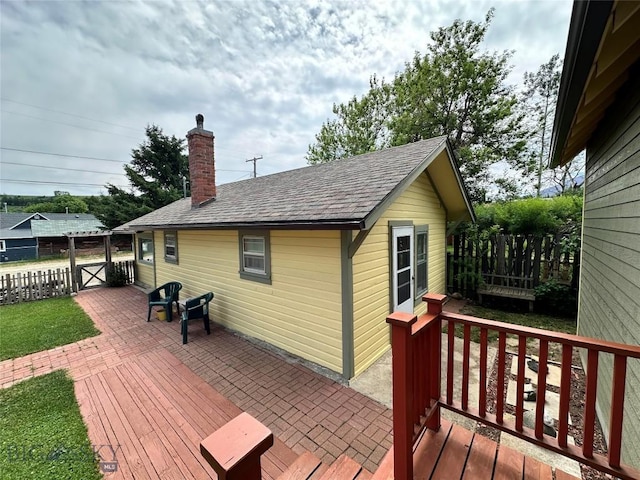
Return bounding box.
[352,172,447,376]
[153,229,343,373]
[136,262,155,288]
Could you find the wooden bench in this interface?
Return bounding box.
[477,274,535,312]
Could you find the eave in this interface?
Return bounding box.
[550,0,640,167]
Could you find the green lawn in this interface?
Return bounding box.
[0,297,100,361]
[0,370,103,480]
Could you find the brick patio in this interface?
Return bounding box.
[0,286,393,474]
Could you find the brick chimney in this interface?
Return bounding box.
[186,114,216,208]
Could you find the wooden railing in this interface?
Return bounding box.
[387,294,640,480]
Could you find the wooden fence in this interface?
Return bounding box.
[0,260,136,305]
[447,233,580,297]
[0,268,72,305]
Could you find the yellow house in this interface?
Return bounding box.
[118,115,474,379]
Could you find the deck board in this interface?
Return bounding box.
[413,420,452,477]
[74,347,297,479]
[523,456,553,480]
[431,424,473,479]
[462,431,497,479]
[410,422,579,480]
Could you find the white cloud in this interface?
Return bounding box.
[0,0,572,197]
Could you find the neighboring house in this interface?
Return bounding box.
[550,0,640,468]
[0,212,105,262]
[117,115,474,379]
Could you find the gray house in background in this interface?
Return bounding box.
[0,212,104,262]
[550,0,640,468]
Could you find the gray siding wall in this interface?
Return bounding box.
[581,65,640,468]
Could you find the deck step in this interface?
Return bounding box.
[370,447,393,480]
[555,469,581,480]
[278,451,323,480]
[318,454,365,480]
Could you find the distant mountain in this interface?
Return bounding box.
[540,174,584,197]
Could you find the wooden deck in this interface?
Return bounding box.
[76,347,297,479]
[370,419,580,480]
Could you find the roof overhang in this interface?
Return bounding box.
[550,0,640,167]
[122,220,364,232]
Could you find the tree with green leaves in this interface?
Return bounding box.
[306,9,529,203]
[24,191,88,213]
[522,54,562,196]
[93,125,189,229]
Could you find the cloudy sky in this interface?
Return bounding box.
[1,0,573,198]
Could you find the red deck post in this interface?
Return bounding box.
[423,293,446,430]
[200,412,274,480]
[387,311,418,480]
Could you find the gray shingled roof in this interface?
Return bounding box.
[121,137,451,230]
[31,219,105,237]
[0,213,33,230]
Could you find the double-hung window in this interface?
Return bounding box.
[164,231,178,264]
[138,234,153,264]
[239,230,271,284]
[415,225,428,299]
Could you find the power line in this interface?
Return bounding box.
[1,178,129,188]
[1,147,128,163]
[1,161,127,176]
[1,110,143,140]
[1,147,254,173]
[1,98,139,131]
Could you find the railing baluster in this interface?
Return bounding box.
[609,354,627,468]
[415,329,424,424]
[462,324,471,411]
[479,328,488,418]
[516,335,527,432]
[496,332,506,424]
[428,313,441,430]
[535,339,549,439]
[447,320,455,405]
[558,343,572,447]
[583,349,599,458]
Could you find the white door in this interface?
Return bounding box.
[392,226,414,313]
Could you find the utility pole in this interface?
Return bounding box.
[245,156,263,178]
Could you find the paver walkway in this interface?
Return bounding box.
[0,286,392,475]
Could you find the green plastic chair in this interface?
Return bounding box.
[147,282,182,322]
[181,292,214,344]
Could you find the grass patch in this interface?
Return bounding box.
[0,297,100,360]
[0,370,102,480]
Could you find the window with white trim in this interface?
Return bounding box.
[415,225,428,298]
[164,231,178,264]
[0,240,6,253]
[239,230,271,284]
[138,234,153,264]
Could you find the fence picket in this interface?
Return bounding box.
[448,233,580,298]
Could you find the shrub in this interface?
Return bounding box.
[106,264,128,287]
[534,280,577,317]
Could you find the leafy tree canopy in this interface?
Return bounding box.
[306,9,529,203]
[23,192,88,214]
[93,125,189,229]
[474,194,583,236]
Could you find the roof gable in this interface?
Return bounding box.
[121,137,473,231]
